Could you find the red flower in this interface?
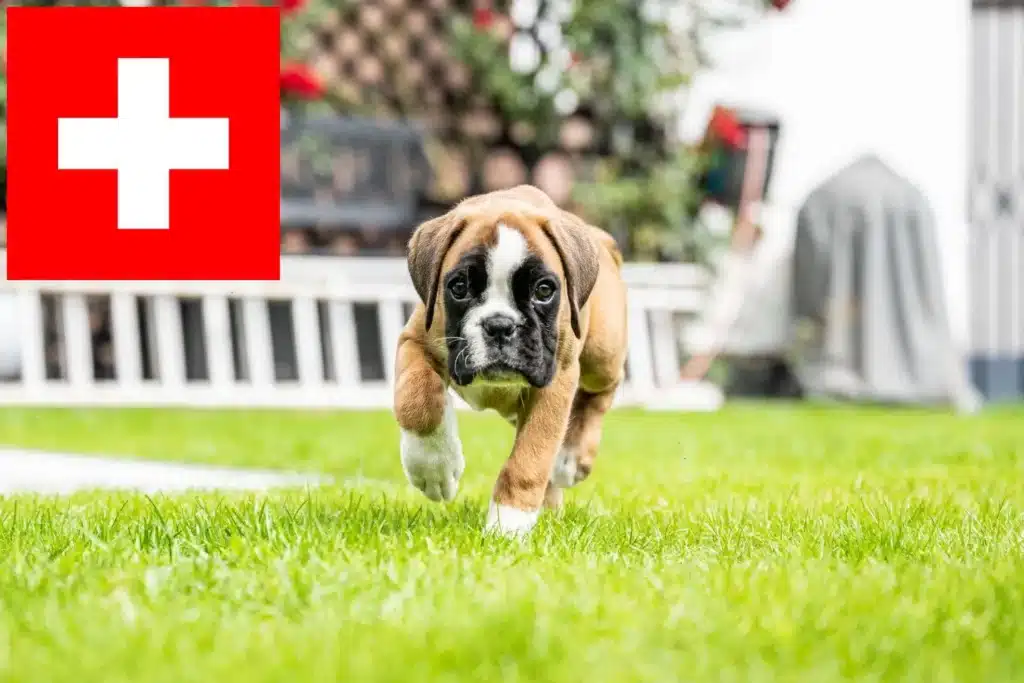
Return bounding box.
[708,106,747,149]
[280,63,324,99]
[472,8,495,29]
[280,0,305,13]
[770,0,792,9]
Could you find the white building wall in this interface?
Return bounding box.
[680,0,971,348]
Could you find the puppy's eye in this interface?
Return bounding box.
[533,280,556,303]
[448,278,469,300]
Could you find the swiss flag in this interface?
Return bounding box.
[5,7,281,280]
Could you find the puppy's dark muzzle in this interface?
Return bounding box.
[481,314,517,344]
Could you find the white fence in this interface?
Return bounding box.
[0,251,722,411]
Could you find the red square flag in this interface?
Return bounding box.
[6,6,282,280]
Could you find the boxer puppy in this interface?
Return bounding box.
[392,185,627,536]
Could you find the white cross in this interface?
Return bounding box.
[57,58,230,230]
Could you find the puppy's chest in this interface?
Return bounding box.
[454,383,525,424]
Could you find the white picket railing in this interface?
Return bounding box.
[0,251,723,411]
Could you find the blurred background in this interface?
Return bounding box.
[0,0,1019,412]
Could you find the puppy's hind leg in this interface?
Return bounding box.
[550,384,617,492]
[542,481,564,509]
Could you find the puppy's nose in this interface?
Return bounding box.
[481,314,516,342]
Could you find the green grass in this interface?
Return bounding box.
[0,405,1023,682]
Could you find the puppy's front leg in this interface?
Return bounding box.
[486,363,579,537]
[394,333,464,502]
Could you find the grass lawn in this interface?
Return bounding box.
[0,404,1023,682]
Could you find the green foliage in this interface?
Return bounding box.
[574,147,710,262]
[449,14,560,147]
[280,1,331,63]
[449,0,774,262]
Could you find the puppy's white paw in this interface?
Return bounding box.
[400,394,464,502]
[401,429,464,501]
[484,501,539,538]
[549,447,578,489]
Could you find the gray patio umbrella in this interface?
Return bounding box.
[789,155,980,411]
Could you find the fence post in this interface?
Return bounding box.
[328,300,361,386]
[292,296,324,387]
[111,292,142,387]
[62,293,93,387]
[18,290,46,388]
[243,297,274,386]
[154,294,186,390]
[202,294,234,387]
[626,302,655,397]
[377,300,405,383]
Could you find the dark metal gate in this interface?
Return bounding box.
[970,0,1024,401]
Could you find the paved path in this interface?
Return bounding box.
[0,447,327,495]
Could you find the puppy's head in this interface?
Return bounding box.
[407,186,600,388]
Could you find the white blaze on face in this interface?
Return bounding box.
[464,223,528,368]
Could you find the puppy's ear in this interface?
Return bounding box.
[407,212,465,331]
[541,210,601,339]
